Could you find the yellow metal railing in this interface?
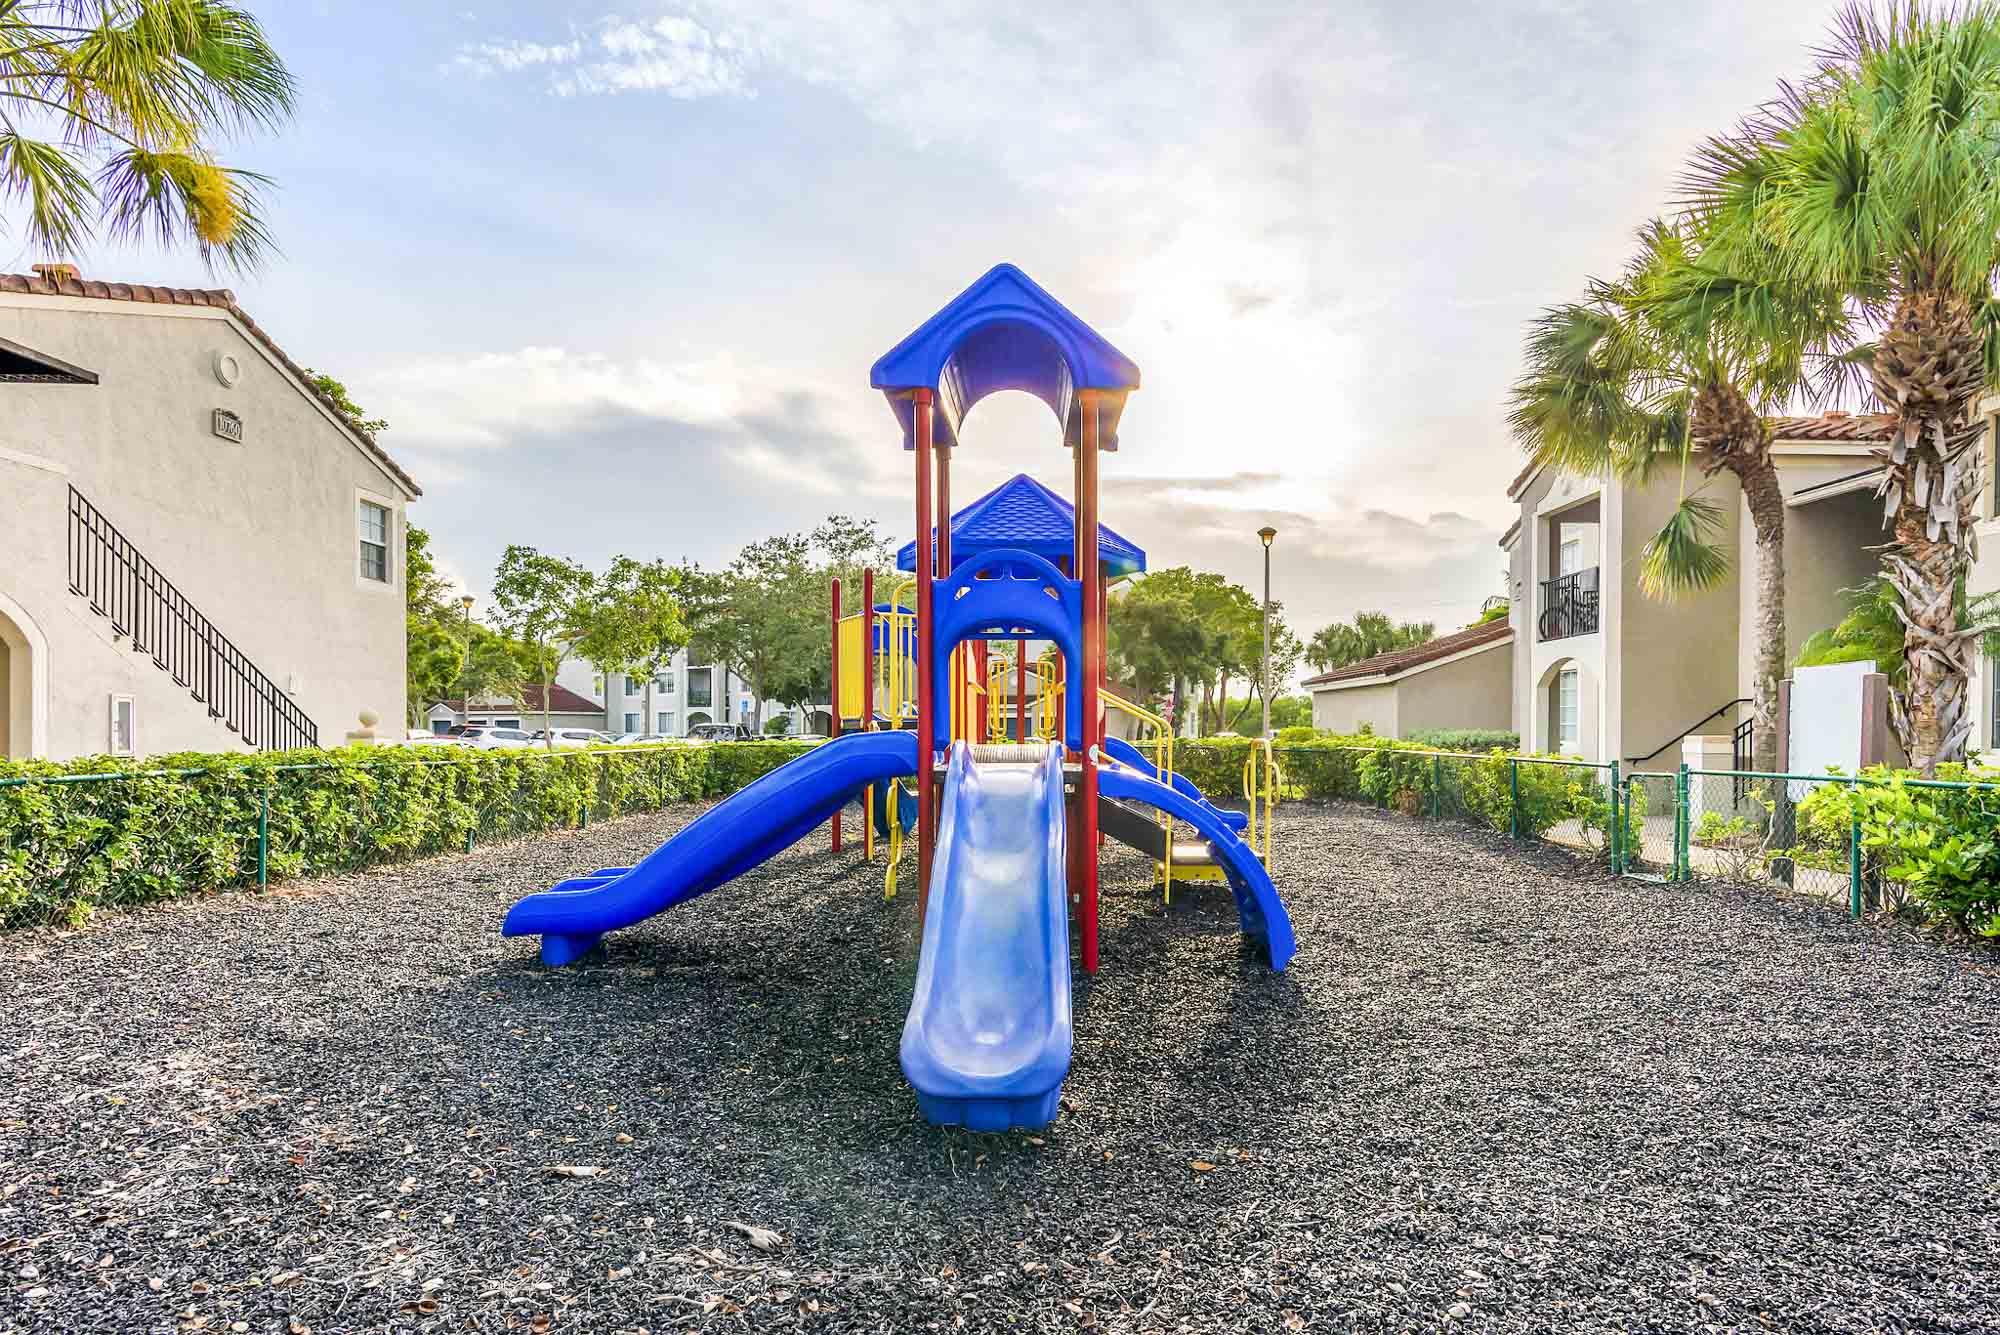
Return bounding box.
[1242,738,1279,864]
[1102,689,1177,900]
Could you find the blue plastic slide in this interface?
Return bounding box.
[900,743,1072,1131]
[1100,735,1248,833]
[1097,756,1297,971]
[502,731,919,964]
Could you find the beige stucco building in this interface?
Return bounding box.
[1304,619,1513,737]
[0,270,420,761]
[1501,414,1888,772]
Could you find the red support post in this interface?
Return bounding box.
[830,577,842,853]
[862,568,876,730]
[1077,391,1103,974]
[913,390,936,910]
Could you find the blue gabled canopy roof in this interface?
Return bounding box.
[896,472,1146,579]
[871,263,1140,451]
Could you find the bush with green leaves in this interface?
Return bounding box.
[1403,728,1520,752]
[0,741,816,930]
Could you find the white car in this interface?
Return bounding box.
[610,733,670,746]
[449,725,536,750]
[530,728,614,749]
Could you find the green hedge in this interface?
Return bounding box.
[1171,734,1620,852]
[0,741,817,930]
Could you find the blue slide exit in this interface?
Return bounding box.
[900,743,1072,1131]
[502,730,919,964]
[1097,758,1297,971]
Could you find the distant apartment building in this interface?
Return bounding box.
[555,652,820,737]
[0,269,418,760]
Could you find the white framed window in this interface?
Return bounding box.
[108,693,136,756]
[1556,668,1580,752]
[624,712,640,733]
[357,499,390,583]
[663,676,676,695]
[1558,537,1582,577]
[658,711,674,733]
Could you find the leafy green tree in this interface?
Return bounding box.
[1686,1,2000,770]
[1307,612,1435,673]
[576,556,688,735]
[490,546,595,747]
[405,616,465,729]
[1507,218,1851,773]
[458,623,532,715]
[0,2,295,269]
[684,535,821,732]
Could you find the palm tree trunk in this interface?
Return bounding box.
[1871,287,1986,773]
[1743,460,1787,776]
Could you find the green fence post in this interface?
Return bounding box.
[1848,779,1863,919]
[1608,761,1622,876]
[1675,763,1691,882]
[257,782,269,890]
[1509,758,1521,840]
[1432,754,1443,820]
[1623,777,1635,870]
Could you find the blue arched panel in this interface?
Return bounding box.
[929,547,1082,756]
[872,264,1139,450]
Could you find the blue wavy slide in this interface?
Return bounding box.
[502,730,919,964]
[900,743,1073,1131]
[1099,735,1249,833]
[1096,750,1297,971]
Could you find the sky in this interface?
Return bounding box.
[20,0,1850,662]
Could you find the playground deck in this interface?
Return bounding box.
[3,802,1997,1333]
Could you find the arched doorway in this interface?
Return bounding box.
[0,593,48,759]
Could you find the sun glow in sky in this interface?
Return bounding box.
[28,0,1850,648]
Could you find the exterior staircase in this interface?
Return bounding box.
[66,485,318,751]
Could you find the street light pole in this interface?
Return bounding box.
[1258,527,1277,740]
[458,594,475,729]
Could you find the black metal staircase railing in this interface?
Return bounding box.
[67,486,319,751]
[1537,566,1600,641]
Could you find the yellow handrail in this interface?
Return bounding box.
[1241,738,1278,863]
[1101,689,1177,901]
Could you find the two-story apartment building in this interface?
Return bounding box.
[1502,413,1885,771]
[0,269,418,761]
[556,652,821,737]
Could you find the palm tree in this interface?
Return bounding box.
[1508,220,1852,774]
[1,2,295,269]
[1684,1,2000,772]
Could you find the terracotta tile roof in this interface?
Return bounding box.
[1505,458,1541,499]
[1767,410,1894,443]
[0,272,421,497]
[1301,617,1512,688]
[447,684,603,715]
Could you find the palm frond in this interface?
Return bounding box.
[97,145,274,269]
[1639,495,1732,599]
[0,129,93,253]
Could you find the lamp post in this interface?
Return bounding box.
[1258,527,1277,740]
[458,594,475,729]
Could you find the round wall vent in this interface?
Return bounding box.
[212,350,242,387]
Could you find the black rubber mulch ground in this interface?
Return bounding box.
[3,800,1999,1333]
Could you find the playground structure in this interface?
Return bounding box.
[502,264,1295,1131]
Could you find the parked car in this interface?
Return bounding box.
[686,723,756,743]
[610,733,669,746]
[401,733,467,749]
[448,725,535,750]
[529,728,615,749]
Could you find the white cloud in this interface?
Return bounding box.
[448,14,755,99]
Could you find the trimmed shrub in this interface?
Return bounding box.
[1403,727,1519,752]
[0,741,816,929]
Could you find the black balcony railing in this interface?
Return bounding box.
[1538,567,1600,642]
[68,486,319,752]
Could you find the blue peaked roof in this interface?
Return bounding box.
[895,473,1147,578]
[871,263,1140,451]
